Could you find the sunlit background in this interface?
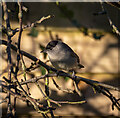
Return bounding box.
[1,2,120,117]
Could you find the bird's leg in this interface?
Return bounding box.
[72,70,76,78]
[69,70,76,78]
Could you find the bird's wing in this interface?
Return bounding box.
[70,51,84,68]
[70,50,80,63]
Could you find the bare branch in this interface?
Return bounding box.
[2,15,54,37]
[0,97,7,104]
[13,15,54,35]
[2,84,51,113]
[100,2,120,36]
[2,1,12,116]
[52,78,74,94]
[1,39,119,90]
[13,2,23,116]
[1,2,120,116]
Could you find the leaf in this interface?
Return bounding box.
[40,66,46,75]
[56,1,59,6]
[27,27,38,37]
[64,76,70,81]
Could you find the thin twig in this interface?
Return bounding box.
[45,76,55,118]
[35,82,46,98]
[12,1,28,98]
[1,39,120,110]
[73,80,82,97]
[100,1,120,36]
[21,56,31,95]
[2,15,54,37]
[13,2,23,117]
[56,100,86,105]
[52,78,74,94]
[35,80,55,117]
[19,72,120,92]
[2,1,13,117]
[2,84,51,113]
[12,62,41,79]
[13,15,54,34]
[35,81,61,107]
[0,97,7,104]
[20,74,50,85]
[105,2,120,10]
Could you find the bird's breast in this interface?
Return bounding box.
[47,50,78,70]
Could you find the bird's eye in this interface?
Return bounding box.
[46,45,52,50]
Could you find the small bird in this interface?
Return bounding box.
[41,40,84,74]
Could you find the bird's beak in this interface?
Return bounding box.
[40,49,46,53]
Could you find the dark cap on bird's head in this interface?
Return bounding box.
[41,40,58,53]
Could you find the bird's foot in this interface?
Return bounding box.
[72,70,76,78]
[69,70,76,78]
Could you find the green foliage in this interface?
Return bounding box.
[56,1,59,6]
[40,66,46,75]
[64,76,70,81]
[22,61,27,80]
[28,27,38,37]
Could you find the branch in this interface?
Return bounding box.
[2,84,52,113]
[105,2,120,10]
[0,97,7,104]
[13,2,23,116]
[1,39,119,92]
[1,39,120,93]
[52,78,74,94]
[2,15,54,37]
[21,56,31,95]
[1,39,120,111]
[12,62,41,79]
[100,2,120,36]
[13,15,54,36]
[19,72,120,92]
[2,1,12,117]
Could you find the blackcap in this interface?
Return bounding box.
[41,40,84,72]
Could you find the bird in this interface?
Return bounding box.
[41,40,84,75]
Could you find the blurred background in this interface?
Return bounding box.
[1,2,120,117]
